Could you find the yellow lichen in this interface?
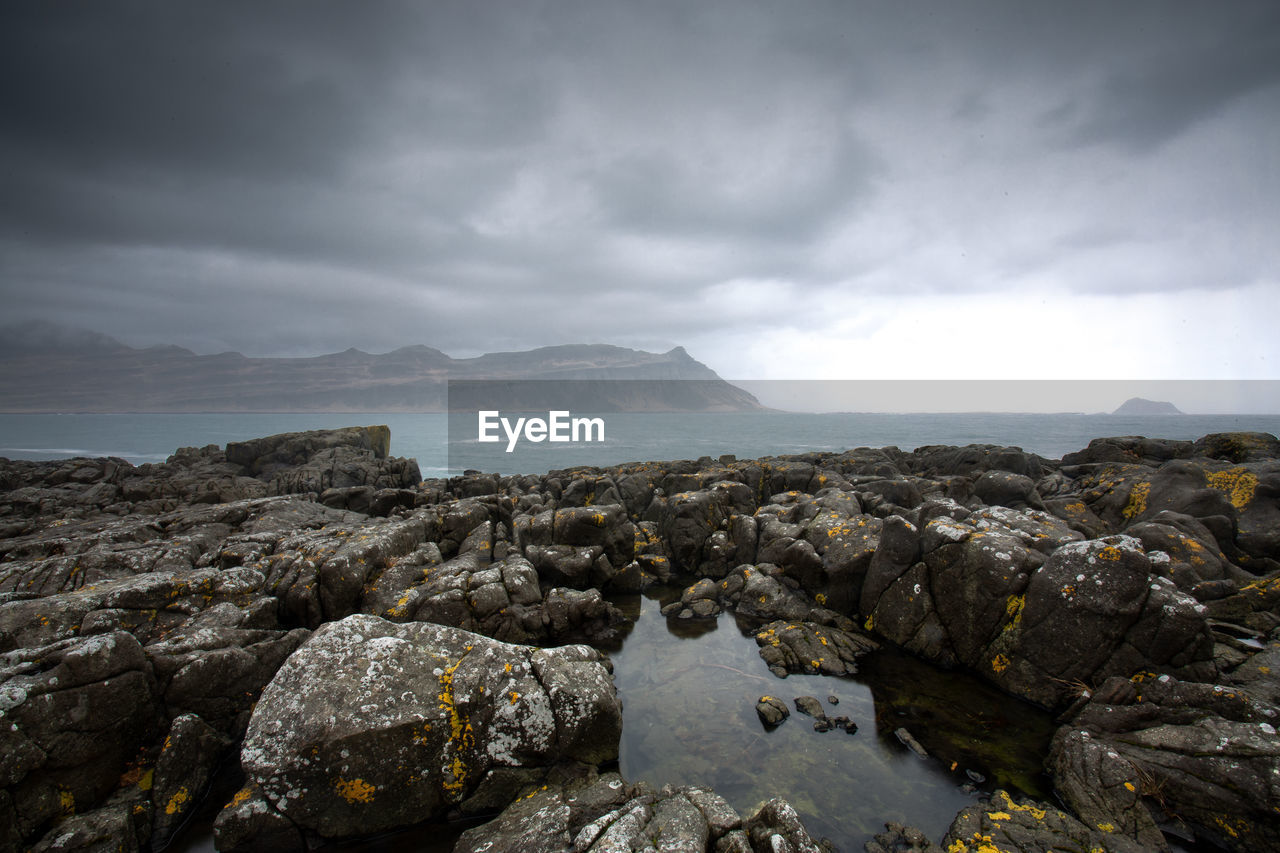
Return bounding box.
[995,791,1046,819]
[334,777,376,804]
[1004,594,1025,627]
[165,787,190,816]
[1205,468,1258,509]
[1098,545,1122,562]
[1122,482,1150,520]
[991,653,1010,674]
[58,787,75,816]
[438,649,475,797]
[946,834,1001,853]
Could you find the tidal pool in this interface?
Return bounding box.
[605,585,1058,849]
[171,584,1056,852]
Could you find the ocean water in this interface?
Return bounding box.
[2,411,1279,476]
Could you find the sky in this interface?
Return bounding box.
[2,1,1279,388]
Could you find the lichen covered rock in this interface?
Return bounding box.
[238,613,622,841]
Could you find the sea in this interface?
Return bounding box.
[2,411,1279,476]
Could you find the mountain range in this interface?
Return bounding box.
[0,322,763,413]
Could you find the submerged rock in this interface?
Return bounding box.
[755,695,790,727]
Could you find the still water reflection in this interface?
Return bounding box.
[605,585,1056,849]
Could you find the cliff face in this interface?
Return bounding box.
[0,324,761,412]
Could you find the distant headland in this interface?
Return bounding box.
[0,321,763,413]
[1112,397,1184,415]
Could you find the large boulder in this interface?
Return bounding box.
[987,535,1215,706]
[235,614,622,842]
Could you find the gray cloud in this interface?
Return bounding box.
[1,1,1276,377]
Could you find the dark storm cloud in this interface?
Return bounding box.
[1,1,1276,376]
[1066,4,1280,151]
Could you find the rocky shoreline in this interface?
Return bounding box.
[2,426,1278,852]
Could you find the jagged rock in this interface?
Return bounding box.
[237,614,622,842]
[149,713,231,847]
[940,789,1138,853]
[144,602,310,736]
[1052,673,1280,853]
[2,427,1277,853]
[988,536,1215,706]
[452,769,815,853]
[743,797,834,853]
[730,565,812,623]
[212,782,305,853]
[225,425,389,472]
[1194,432,1280,464]
[1,631,164,850]
[754,621,879,677]
[1049,727,1167,850]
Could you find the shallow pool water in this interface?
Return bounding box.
[605,585,1057,849]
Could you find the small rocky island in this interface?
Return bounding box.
[1113,397,1184,415]
[2,426,1279,852]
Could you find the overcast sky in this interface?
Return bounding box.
[2,1,1278,385]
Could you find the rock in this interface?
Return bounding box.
[1,631,164,849]
[225,425,390,472]
[1194,432,1280,464]
[237,614,622,842]
[1053,673,1280,853]
[754,621,878,678]
[755,696,790,727]
[743,797,833,853]
[149,713,232,848]
[894,728,928,758]
[989,535,1215,706]
[972,470,1044,511]
[144,606,311,736]
[453,770,767,853]
[731,566,812,623]
[551,505,635,570]
[212,782,306,853]
[660,488,733,574]
[27,800,145,853]
[940,789,1135,853]
[794,696,826,720]
[864,821,944,853]
[1049,727,1167,851]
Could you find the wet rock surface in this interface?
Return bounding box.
[1,426,1278,851]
